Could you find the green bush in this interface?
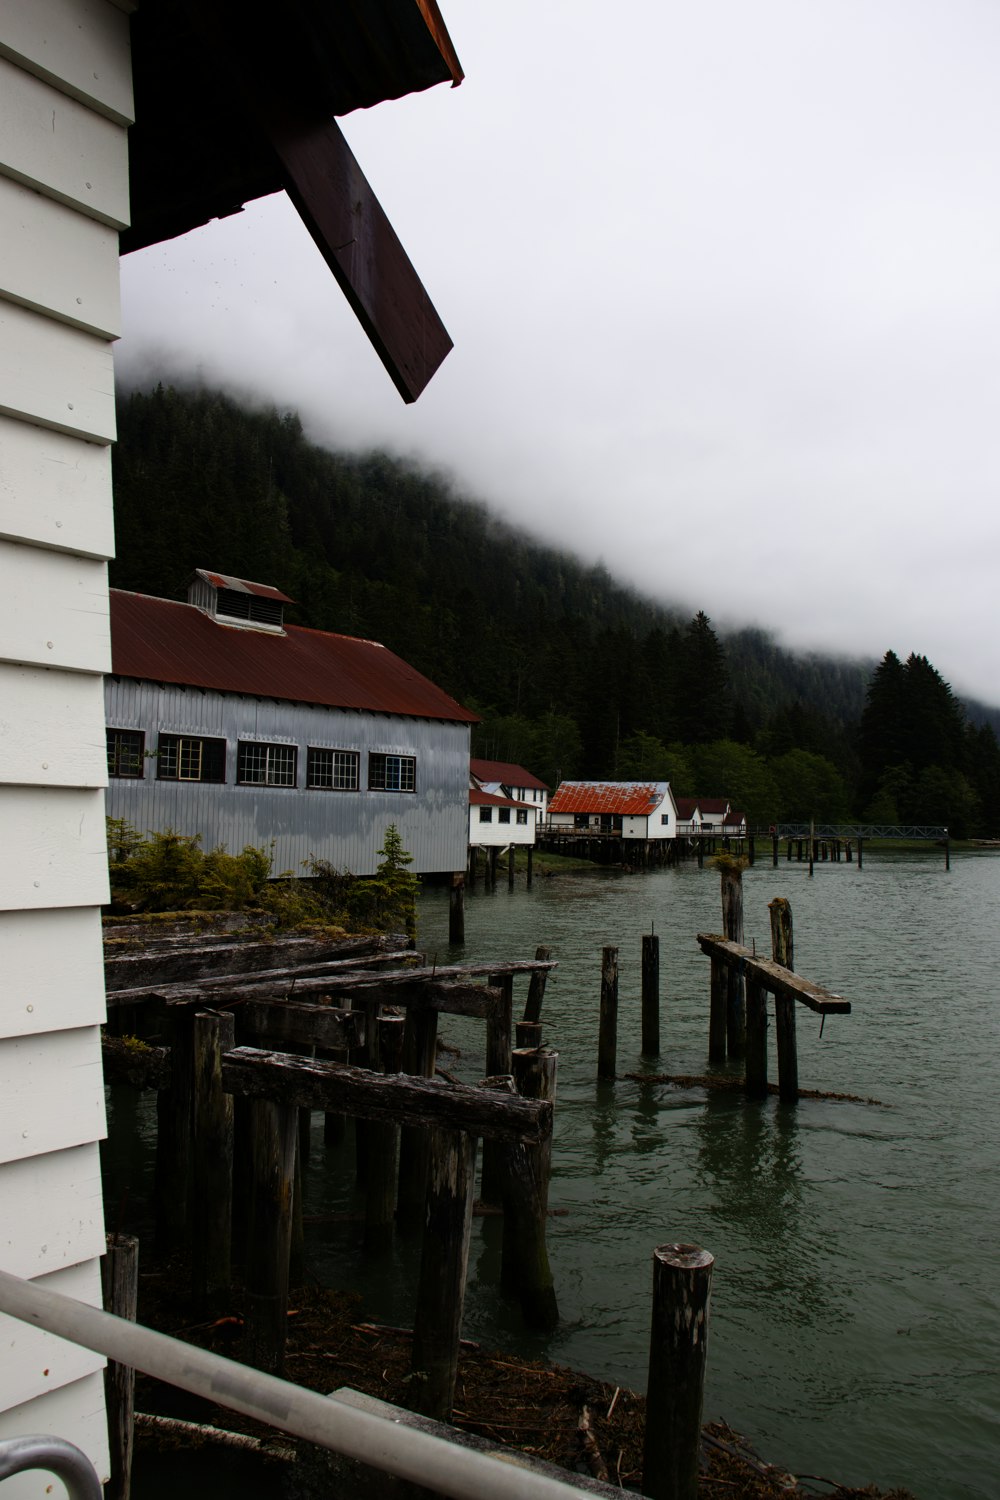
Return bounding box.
[106,818,418,936]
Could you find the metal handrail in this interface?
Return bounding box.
[0,1435,103,1500]
[0,1269,599,1500]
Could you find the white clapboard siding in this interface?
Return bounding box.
[0,302,116,443]
[0,1372,110,1499]
[0,0,134,125]
[0,1143,105,1276]
[0,541,109,672]
[0,413,114,558]
[0,177,121,337]
[0,786,110,910]
[0,908,105,1039]
[0,1259,105,1414]
[0,1025,106,1165]
[0,664,108,789]
[0,56,129,226]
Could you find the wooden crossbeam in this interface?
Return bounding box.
[696,935,851,1015]
[222,1047,551,1144]
[105,959,557,1013]
[241,1000,364,1051]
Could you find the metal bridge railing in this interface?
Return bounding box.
[0,1268,601,1500]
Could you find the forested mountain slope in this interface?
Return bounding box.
[109,385,1000,833]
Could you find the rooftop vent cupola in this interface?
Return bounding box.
[187,570,294,632]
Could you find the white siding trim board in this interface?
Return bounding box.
[0,0,134,125]
[0,414,115,558]
[0,176,122,337]
[0,55,130,225]
[0,907,106,1039]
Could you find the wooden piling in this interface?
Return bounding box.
[480,975,514,1206]
[744,976,767,1097]
[516,1020,543,1048]
[641,931,660,1057]
[772,831,779,868]
[719,862,746,1056]
[708,957,727,1063]
[410,1127,478,1421]
[769,895,798,1103]
[598,945,619,1080]
[643,1243,714,1500]
[858,836,864,869]
[154,1005,195,1252]
[523,945,552,1023]
[245,1098,298,1373]
[499,1055,559,1329]
[192,1010,235,1312]
[396,1006,439,1230]
[508,846,516,889]
[526,847,534,887]
[365,1015,406,1253]
[102,1232,138,1500]
[449,871,465,945]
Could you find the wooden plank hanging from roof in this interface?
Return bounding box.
[124,0,460,401]
[263,105,453,403]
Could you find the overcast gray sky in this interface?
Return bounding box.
[116,0,1000,707]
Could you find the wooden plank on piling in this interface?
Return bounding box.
[241,1000,365,1050]
[221,1048,552,1143]
[696,935,852,1014]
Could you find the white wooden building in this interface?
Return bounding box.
[0,0,461,1485]
[470,758,550,829]
[468,789,537,850]
[546,782,679,840]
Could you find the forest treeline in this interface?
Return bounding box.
[110,385,1000,836]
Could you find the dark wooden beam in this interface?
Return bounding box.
[695,935,852,1015]
[222,1047,551,1143]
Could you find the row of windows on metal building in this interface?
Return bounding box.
[106,730,416,792]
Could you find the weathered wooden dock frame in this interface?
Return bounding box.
[103,938,559,1416]
[697,933,851,1101]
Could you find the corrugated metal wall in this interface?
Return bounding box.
[105,679,471,875]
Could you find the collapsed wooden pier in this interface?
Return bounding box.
[102,925,559,1417]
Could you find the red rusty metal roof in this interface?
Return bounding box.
[109,590,478,723]
[471,759,549,792]
[548,782,673,817]
[195,571,295,604]
[469,788,533,809]
[695,798,731,816]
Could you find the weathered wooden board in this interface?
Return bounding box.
[0,176,121,337]
[0,1025,107,1164]
[0,663,108,789]
[0,1370,111,1497]
[0,1143,105,1277]
[0,1259,106,1413]
[0,0,134,123]
[0,412,114,558]
[0,787,109,910]
[696,935,852,1014]
[103,935,415,990]
[0,907,105,1038]
[222,1047,552,1144]
[100,1035,169,1089]
[0,55,129,224]
[0,540,109,673]
[0,302,117,444]
[241,1000,364,1051]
